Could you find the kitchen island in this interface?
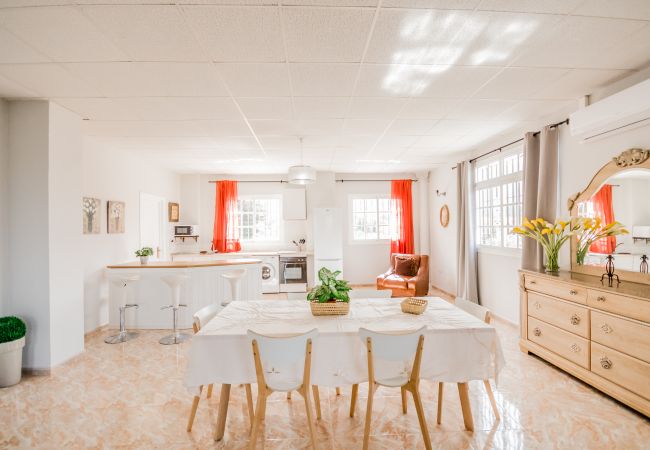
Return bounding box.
[105,259,262,330]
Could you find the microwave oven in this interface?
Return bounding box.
[174,225,198,236]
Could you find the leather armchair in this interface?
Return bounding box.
[376,253,429,297]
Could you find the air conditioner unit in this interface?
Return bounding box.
[570,78,650,142]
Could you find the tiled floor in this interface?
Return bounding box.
[1,296,649,449]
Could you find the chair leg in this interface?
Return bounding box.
[245,384,255,426]
[410,385,432,450]
[312,385,322,420]
[248,391,266,450]
[436,382,443,425]
[362,384,374,450]
[336,387,341,396]
[400,386,407,414]
[207,384,214,399]
[349,384,359,417]
[303,387,318,450]
[287,391,292,400]
[186,385,203,432]
[483,379,500,421]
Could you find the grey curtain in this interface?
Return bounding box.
[522,126,559,271]
[456,160,480,304]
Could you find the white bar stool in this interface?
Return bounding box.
[105,274,140,344]
[220,269,247,306]
[160,274,192,345]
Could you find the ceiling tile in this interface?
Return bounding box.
[445,99,518,120]
[196,119,254,137]
[347,97,406,119]
[341,118,390,135]
[476,0,583,14]
[0,73,39,98]
[290,63,358,96]
[397,98,461,119]
[0,0,75,5]
[0,63,102,97]
[355,64,447,97]
[65,62,230,97]
[81,5,205,62]
[381,0,479,9]
[84,120,208,137]
[112,97,242,120]
[53,97,143,120]
[250,118,342,135]
[0,28,50,63]
[0,6,128,62]
[281,1,377,6]
[532,69,630,100]
[182,5,285,62]
[282,6,375,62]
[237,97,294,120]
[374,134,419,149]
[497,99,575,122]
[473,67,570,100]
[595,24,650,72]
[292,97,349,118]
[218,63,291,96]
[411,134,462,149]
[418,66,501,98]
[210,136,260,149]
[385,119,437,135]
[571,0,650,20]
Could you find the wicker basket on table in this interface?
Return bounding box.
[309,301,350,316]
[400,297,427,315]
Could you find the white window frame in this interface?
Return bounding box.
[348,194,393,245]
[474,146,524,254]
[236,194,282,243]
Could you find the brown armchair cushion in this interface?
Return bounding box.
[395,256,418,277]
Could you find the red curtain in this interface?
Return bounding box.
[390,179,414,254]
[589,184,616,254]
[212,180,241,253]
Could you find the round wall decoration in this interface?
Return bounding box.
[440,204,450,228]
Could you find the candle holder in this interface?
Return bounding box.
[640,255,648,274]
[600,254,620,287]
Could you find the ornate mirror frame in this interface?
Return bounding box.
[568,148,650,285]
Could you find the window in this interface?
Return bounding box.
[350,196,393,241]
[236,195,281,242]
[475,148,524,249]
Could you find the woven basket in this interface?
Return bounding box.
[400,297,427,315]
[309,300,350,316]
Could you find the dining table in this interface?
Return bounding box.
[184,297,505,440]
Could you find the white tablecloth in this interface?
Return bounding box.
[184,298,505,389]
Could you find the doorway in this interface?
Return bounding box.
[139,192,166,261]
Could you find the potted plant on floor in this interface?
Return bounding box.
[0,316,26,387]
[135,247,154,264]
[307,267,351,316]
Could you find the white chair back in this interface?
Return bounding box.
[359,326,427,387]
[455,298,490,324]
[161,274,190,307]
[286,292,307,300]
[349,289,392,299]
[247,328,318,392]
[192,303,220,332]
[109,275,140,307]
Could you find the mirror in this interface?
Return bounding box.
[569,148,650,284]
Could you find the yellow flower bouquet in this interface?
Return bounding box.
[512,218,579,272]
[574,218,629,265]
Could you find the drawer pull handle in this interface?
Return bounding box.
[596,296,606,302]
[570,314,581,325]
[600,357,613,370]
[533,327,541,337]
[529,280,537,285]
[534,301,541,310]
[569,289,578,295]
[570,344,580,353]
[601,323,613,334]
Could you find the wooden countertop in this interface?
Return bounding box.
[107,258,262,269]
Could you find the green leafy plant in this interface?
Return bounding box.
[0,316,26,344]
[135,247,154,257]
[307,267,351,303]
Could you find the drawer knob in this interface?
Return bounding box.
[529,280,537,285]
[601,323,613,334]
[600,357,613,370]
[570,314,581,325]
[533,327,541,337]
[596,296,606,302]
[571,343,581,353]
[534,301,541,310]
[569,289,578,295]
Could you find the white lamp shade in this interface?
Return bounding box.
[288,165,316,185]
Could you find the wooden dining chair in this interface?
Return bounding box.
[350,326,431,450]
[187,303,254,432]
[247,329,320,450]
[436,298,500,425]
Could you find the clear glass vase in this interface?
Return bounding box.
[545,249,560,273]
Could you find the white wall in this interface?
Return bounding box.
[429,165,458,295]
[82,138,181,333]
[0,100,8,315]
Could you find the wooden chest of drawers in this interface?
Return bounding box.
[520,269,650,417]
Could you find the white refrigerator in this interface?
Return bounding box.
[313,207,343,280]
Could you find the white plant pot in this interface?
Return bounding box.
[140,256,149,264]
[0,336,25,387]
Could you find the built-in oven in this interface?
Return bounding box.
[279,256,307,293]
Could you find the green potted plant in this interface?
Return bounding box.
[0,316,26,387]
[135,247,154,264]
[307,267,351,316]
